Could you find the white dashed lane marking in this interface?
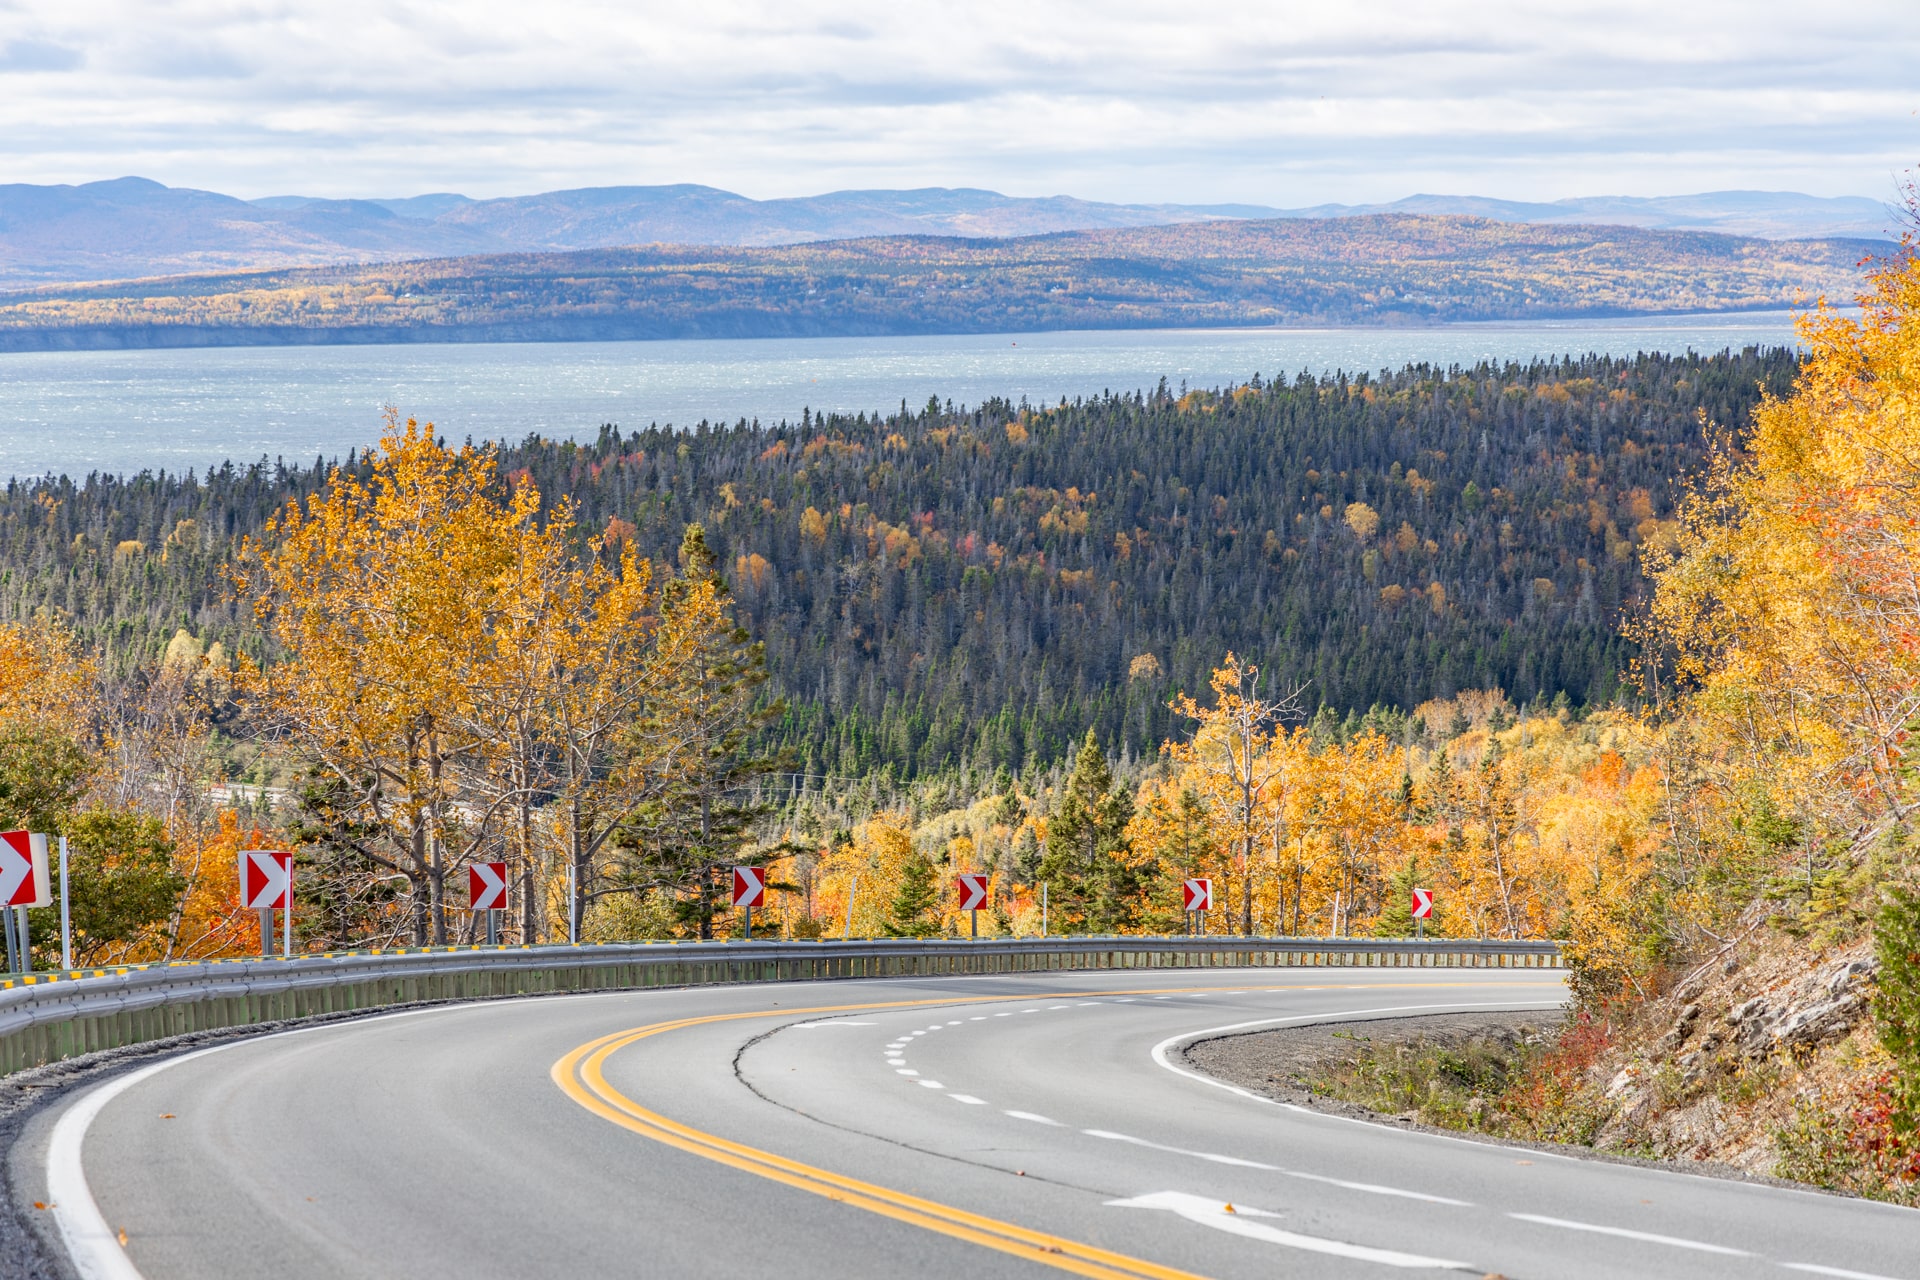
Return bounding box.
[1507,1214,1748,1256]
[1005,1110,1061,1125]
[947,1094,988,1105]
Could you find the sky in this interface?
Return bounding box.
[1,1,1916,205]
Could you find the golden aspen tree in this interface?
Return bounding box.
[1170,654,1306,935]
[1646,252,1920,828]
[240,415,558,943]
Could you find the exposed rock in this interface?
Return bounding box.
[1770,992,1867,1051]
[1604,1066,1641,1099]
[1825,958,1876,998]
[1656,1002,1702,1053]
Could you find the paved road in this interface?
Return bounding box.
[14,968,1919,1279]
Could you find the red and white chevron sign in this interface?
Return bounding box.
[239,850,294,910]
[469,862,510,911]
[1182,877,1212,913]
[955,874,990,911]
[731,866,765,908]
[0,831,50,908]
[1411,887,1434,920]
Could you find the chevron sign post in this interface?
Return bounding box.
[1181,877,1212,936]
[732,866,766,940]
[1411,887,1434,939]
[956,873,990,938]
[240,850,294,958]
[0,831,50,975]
[1182,877,1212,912]
[470,862,510,945]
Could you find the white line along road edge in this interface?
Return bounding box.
[1148,997,1573,1107]
[45,1049,212,1280]
[42,1004,490,1280]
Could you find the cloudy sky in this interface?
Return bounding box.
[1,1,1915,204]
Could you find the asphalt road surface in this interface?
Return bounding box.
[15,967,1920,1279]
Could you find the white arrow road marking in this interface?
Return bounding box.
[1083,1129,1279,1170]
[1106,1191,1474,1271]
[1082,1131,1471,1202]
[1506,1213,1750,1255]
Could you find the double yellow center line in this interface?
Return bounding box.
[550,982,1538,1279]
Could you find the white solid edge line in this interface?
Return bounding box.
[48,1049,209,1280]
[46,1002,467,1280]
[1506,1213,1750,1256]
[1144,990,1920,1212]
[1780,1263,1910,1280]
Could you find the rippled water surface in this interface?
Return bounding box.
[0,313,1806,479]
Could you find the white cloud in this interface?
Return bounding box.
[0,0,1914,203]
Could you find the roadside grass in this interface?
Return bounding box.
[1304,1014,1613,1144]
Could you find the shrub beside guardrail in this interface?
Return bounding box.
[0,934,1563,1076]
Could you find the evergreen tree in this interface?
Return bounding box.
[1373,857,1441,938]
[1037,730,1136,932]
[1135,786,1214,934]
[883,853,943,938]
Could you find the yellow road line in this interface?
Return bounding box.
[552,980,1555,1279]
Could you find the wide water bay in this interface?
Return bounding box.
[0,313,1805,480]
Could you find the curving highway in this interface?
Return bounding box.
[14,968,1920,1279]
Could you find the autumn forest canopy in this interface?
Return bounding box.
[15,242,1920,1182]
[0,342,1805,959]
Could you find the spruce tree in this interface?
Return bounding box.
[884,853,942,938]
[1038,730,1136,933]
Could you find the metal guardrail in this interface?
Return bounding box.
[0,935,1562,1077]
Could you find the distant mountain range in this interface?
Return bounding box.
[0,177,1899,289]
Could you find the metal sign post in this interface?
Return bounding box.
[58,835,71,971]
[1182,878,1212,938]
[566,859,578,944]
[955,875,989,937]
[239,850,294,958]
[731,867,766,939]
[469,863,510,946]
[0,831,52,973]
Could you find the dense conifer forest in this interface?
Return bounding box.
[0,346,1798,777]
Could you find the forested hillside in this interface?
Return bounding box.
[0,347,1796,776]
[0,215,1878,350]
